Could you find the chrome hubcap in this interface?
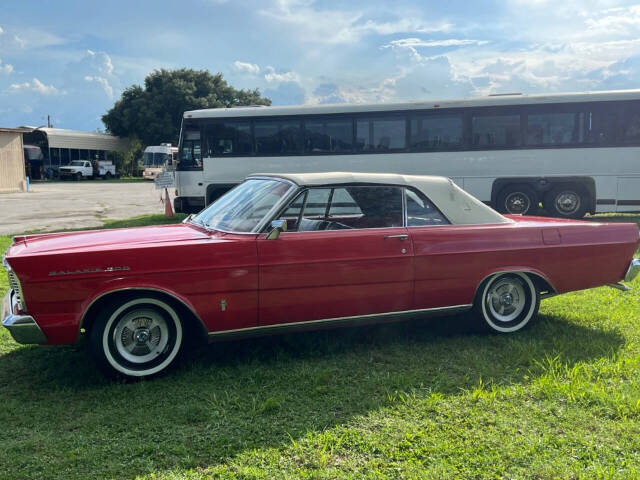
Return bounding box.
[555,191,580,215]
[113,308,169,364]
[487,278,526,322]
[505,192,531,214]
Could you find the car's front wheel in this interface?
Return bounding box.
[474,272,540,333]
[89,296,184,379]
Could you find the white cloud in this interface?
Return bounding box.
[259,0,451,45]
[0,58,13,74]
[0,25,64,53]
[264,66,299,83]
[64,50,119,100]
[387,38,489,49]
[8,78,61,95]
[232,60,260,74]
[84,75,114,98]
[308,77,398,105]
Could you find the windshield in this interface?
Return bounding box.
[69,161,85,166]
[143,152,171,166]
[192,179,293,233]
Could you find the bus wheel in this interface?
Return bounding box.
[544,184,588,219]
[497,184,537,215]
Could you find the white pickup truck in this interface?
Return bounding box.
[59,160,116,180]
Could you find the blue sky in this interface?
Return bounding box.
[2,0,640,131]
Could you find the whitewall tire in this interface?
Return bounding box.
[89,297,183,379]
[475,273,540,333]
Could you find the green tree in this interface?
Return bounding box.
[102,69,270,146]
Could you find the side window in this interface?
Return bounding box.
[280,186,403,231]
[205,122,252,156]
[405,189,450,226]
[304,119,353,153]
[472,114,521,147]
[255,120,303,154]
[526,112,585,145]
[621,102,640,144]
[328,188,362,216]
[410,114,463,150]
[356,117,406,151]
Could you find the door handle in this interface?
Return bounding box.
[384,234,408,241]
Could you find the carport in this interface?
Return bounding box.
[21,127,129,179]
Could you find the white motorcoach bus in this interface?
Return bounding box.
[142,143,178,180]
[174,90,640,218]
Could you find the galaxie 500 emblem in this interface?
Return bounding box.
[48,266,131,276]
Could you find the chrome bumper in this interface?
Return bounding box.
[625,259,640,283]
[2,290,47,345]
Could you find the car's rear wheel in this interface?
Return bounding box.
[474,272,540,333]
[89,296,183,379]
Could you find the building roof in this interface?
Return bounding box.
[184,89,640,120]
[250,172,511,225]
[0,127,31,134]
[23,127,129,152]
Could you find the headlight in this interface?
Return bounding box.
[3,256,26,312]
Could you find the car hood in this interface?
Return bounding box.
[8,223,213,256]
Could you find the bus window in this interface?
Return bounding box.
[255,120,303,154]
[410,114,463,150]
[304,119,353,153]
[586,104,620,145]
[179,130,202,169]
[526,112,585,145]
[356,117,406,151]
[622,102,640,144]
[472,114,521,147]
[205,122,252,156]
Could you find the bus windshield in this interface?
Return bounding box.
[191,179,292,233]
[143,152,171,166]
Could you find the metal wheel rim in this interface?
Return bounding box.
[486,278,526,322]
[113,308,169,364]
[555,191,580,215]
[504,192,531,214]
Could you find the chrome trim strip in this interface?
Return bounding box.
[78,287,208,339]
[624,258,640,283]
[607,282,630,292]
[207,304,473,340]
[472,269,558,300]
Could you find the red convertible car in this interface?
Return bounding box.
[3,173,639,378]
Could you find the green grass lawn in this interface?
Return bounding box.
[0,214,639,479]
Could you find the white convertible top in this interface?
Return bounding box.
[250,172,511,225]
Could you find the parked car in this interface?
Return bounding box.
[3,173,639,379]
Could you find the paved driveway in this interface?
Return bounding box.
[0,181,175,235]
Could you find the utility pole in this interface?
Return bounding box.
[47,115,51,128]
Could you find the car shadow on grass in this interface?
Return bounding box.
[0,312,625,479]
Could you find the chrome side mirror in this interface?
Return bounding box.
[266,219,287,240]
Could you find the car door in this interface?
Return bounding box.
[257,185,414,326]
[404,187,485,310]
